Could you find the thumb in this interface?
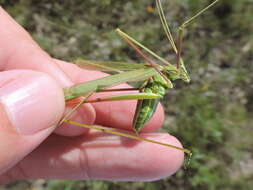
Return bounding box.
[0,70,65,174]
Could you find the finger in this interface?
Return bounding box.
[1,132,184,182]
[0,7,69,85]
[55,60,165,132]
[0,8,96,135]
[0,70,64,175]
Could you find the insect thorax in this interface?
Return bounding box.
[163,64,190,83]
[142,75,169,97]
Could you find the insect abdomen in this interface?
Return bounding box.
[133,75,169,132]
[133,98,160,132]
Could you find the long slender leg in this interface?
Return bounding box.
[61,90,161,125]
[67,92,161,106]
[64,119,192,155]
[116,29,173,67]
[117,29,173,86]
[59,93,93,125]
[97,87,139,92]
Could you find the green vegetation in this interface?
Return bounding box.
[1,0,253,189]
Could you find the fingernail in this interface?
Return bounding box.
[0,71,65,135]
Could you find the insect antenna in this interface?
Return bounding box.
[156,0,177,54]
[156,0,219,69]
[175,0,220,68]
[180,0,219,29]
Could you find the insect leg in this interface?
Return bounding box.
[116,29,173,86]
[64,119,192,155]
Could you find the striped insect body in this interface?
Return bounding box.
[133,73,173,132]
[67,0,219,133]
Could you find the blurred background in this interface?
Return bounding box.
[0,0,252,189]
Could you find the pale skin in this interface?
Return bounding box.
[0,7,184,183]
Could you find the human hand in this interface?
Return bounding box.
[0,7,184,183]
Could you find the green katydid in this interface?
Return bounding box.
[61,0,219,156]
[64,0,219,132]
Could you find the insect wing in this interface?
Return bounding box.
[64,68,157,100]
[74,59,147,73]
